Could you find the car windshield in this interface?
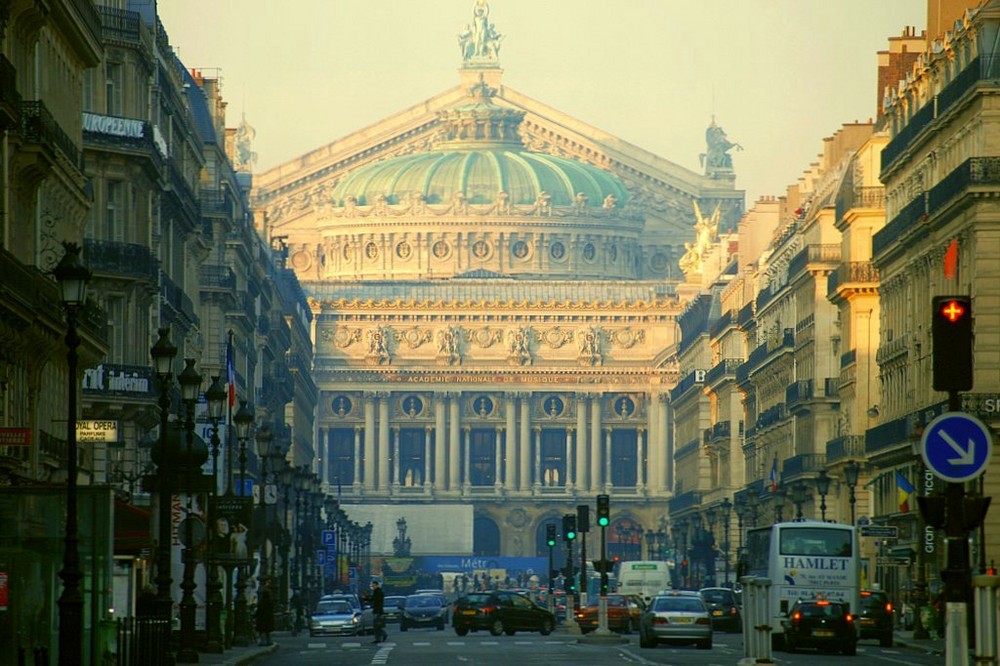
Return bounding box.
[386,596,406,608]
[407,596,442,608]
[316,601,351,614]
[462,594,494,607]
[652,597,704,613]
[860,595,885,610]
[701,589,734,604]
[798,603,845,618]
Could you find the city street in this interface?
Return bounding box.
[250,630,947,666]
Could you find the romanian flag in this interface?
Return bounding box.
[225,334,236,409]
[769,458,778,493]
[896,471,915,513]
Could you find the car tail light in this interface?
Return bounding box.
[816,600,830,606]
[696,617,711,625]
[886,602,893,613]
[846,613,854,623]
[481,605,496,614]
[791,611,802,624]
[729,607,738,615]
[653,617,670,625]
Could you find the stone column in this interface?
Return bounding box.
[378,394,390,492]
[519,395,531,491]
[364,393,376,491]
[424,426,433,489]
[392,426,401,491]
[353,426,362,492]
[604,427,613,493]
[647,394,660,493]
[576,394,588,492]
[463,427,472,492]
[533,426,542,491]
[434,394,446,491]
[505,394,517,492]
[636,428,645,490]
[449,394,461,491]
[663,396,674,491]
[590,396,602,490]
[495,426,504,490]
[564,427,574,492]
[316,427,326,484]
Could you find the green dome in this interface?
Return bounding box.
[329,148,628,208]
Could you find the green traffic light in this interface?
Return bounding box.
[597,517,609,527]
[547,538,556,547]
[567,530,576,540]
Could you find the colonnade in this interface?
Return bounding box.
[317,391,673,496]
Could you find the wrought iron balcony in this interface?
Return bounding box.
[670,370,705,402]
[20,100,81,169]
[781,453,826,478]
[712,421,732,441]
[835,185,885,221]
[669,489,702,514]
[785,379,814,406]
[828,261,879,296]
[788,244,840,279]
[840,348,857,369]
[826,435,865,462]
[84,239,158,282]
[199,264,236,290]
[161,272,199,327]
[0,55,19,129]
[705,358,741,386]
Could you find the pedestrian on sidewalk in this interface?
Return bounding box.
[371,580,388,644]
[256,578,275,646]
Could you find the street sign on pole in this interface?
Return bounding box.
[860,525,898,538]
[322,529,336,547]
[920,412,992,482]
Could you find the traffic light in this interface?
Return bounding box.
[562,514,576,541]
[546,524,556,548]
[932,295,973,392]
[576,504,590,533]
[596,494,610,527]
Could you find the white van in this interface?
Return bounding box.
[616,561,672,603]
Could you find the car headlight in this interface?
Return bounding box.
[352,615,360,624]
[310,619,320,628]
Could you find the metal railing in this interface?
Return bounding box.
[787,244,840,279]
[836,185,885,221]
[826,435,866,462]
[705,358,741,386]
[781,453,826,477]
[20,100,81,168]
[114,615,172,665]
[84,239,159,282]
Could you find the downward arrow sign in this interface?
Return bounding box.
[939,429,975,466]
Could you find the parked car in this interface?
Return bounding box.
[699,587,741,632]
[782,598,858,655]
[639,591,713,650]
[574,594,642,633]
[857,590,894,647]
[414,589,450,621]
[319,593,374,634]
[452,591,556,636]
[383,595,407,624]
[400,593,448,631]
[309,598,362,637]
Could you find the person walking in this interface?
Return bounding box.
[370,580,388,644]
[256,578,275,646]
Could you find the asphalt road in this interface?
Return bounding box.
[253,628,947,666]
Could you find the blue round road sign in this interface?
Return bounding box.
[920,412,993,482]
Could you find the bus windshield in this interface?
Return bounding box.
[778,527,852,557]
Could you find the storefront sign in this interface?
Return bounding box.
[76,421,118,443]
[0,428,31,447]
[83,112,144,139]
[83,364,154,397]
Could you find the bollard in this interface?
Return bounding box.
[754,577,773,663]
[741,576,755,659]
[974,575,1000,666]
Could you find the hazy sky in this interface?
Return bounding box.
[158,0,925,205]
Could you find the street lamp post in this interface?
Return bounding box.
[232,400,255,647]
[54,242,91,666]
[255,423,274,586]
[176,359,203,663]
[815,470,831,522]
[150,328,178,658]
[719,498,732,586]
[843,460,860,526]
[203,376,226,653]
[774,487,788,523]
[734,500,747,579]
[705,509,717,587]
[791,482,809,520]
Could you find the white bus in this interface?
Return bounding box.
[744,521,859,648]
[615,560,672,603]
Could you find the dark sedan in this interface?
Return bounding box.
[699,587,741,632]
[782,599,858,655]
[452,591,555,636]
[400,594,448,631]
[383,595,407,624]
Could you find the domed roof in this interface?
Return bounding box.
[328,81,629,209]
[329,148,629,208]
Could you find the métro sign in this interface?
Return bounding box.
[76,420,118,442]
[920,412,992,483]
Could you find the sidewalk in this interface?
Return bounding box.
[188,631,289,666]
[893,629,946,656]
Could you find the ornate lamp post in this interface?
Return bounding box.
[53,242,91,666]
[791,482,809,520]
[719,498,732,586]
[232,399,255,647]
[734,499,748,579]
[774,486,788,523]
[203,376,226,653]
[705,508,718,587]
[149,328,178,654]
[255,423,274,582]
[815,470,831,522]
[176,359,203,663]
[843,460,860,525]
[746,491,759,528]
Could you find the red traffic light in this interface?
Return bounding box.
[939,299,967,322]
